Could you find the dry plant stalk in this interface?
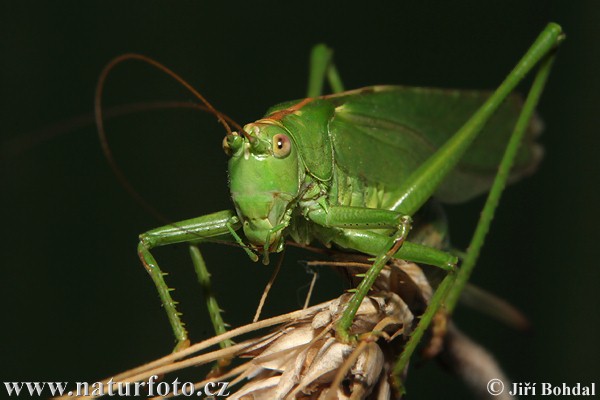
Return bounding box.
[64,259,512,400]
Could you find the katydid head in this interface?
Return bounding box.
[224,120,303,255]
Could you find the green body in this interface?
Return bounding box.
[227,86,541,255]
[124,23,563,391]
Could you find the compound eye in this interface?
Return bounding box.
[272,134,291,158]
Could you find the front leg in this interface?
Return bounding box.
[137,209,243,350]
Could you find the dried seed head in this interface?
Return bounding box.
[227,290,413,400]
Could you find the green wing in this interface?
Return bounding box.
[326,86,542,204]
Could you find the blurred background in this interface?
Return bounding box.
[1,1,598,398]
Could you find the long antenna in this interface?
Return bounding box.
[93,54,246,226]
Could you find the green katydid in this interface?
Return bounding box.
[95,22,563,384]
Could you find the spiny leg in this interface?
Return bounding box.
[189,244,233,348]
[307,44,345,97]
[138,241,189,351]
[189,244,235,374]
[392,30,561,392]
[138,209,243,350]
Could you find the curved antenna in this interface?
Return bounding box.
[97,53,233,132]
[94,54,246,227]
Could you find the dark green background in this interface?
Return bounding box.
[2,1,598,398]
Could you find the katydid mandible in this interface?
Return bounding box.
[96,23,563,365]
